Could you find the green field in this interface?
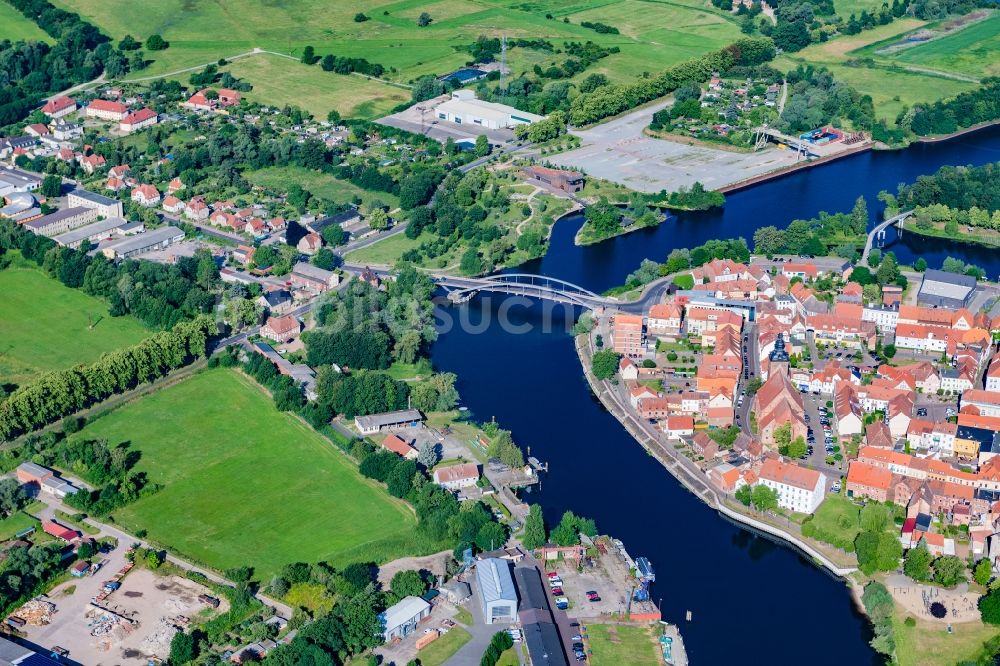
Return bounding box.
[216,53,411,120]
[247,165,400,210]
[894,12,1000,79]
[893,609,1000,666]
[587,623,661,666]
[0,511,41,541]
[0,2,51,42]
[345,229,429,266]
[0,263,150,387]
[72,368,422,578]
[53,0,741,89]
[414,627,472,666]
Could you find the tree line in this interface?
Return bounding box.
[0,317,214,441]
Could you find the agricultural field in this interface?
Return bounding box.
[0,2,51,42]
[72,368,423,578]
[0,261,150,388]
[213,53,411,120]
[773,16,977,122]
[892,12,1000,80]
[247,165,401,211]
[53,0,742,88]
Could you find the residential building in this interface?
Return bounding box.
[433,463,480,490]
[297,232,322,254]
[382,434,418,460]
[23,206,97,236]
[119,108,158,133]
[757,458,826,514]
[162,195,185,214]
[612,314,644,357]
[834,383,864,437]
[846,461,893,502]
[185,198,209,221]
[260,315,301,342]
[79,153,107,174]
[664,415,695,439]
[85,99,129,121]
[42,95,76,118]
[476,558,518,624]
[67,189,124,218]
[131,184,160,207]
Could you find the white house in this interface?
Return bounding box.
[432,463,479,490]
[757,458,826,514]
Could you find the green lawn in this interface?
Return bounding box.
[801,493,861,551]
[246,165,399,210]
[894,12,1000,79]
[0,3,51,42]
[72,368,422,578]
[587,623,661,666]
[0,262,150,387]
[0,511,41,541]
[893,609,1000,666]
[345,229,430,266]
[214,53,411,120]
[414,627,472,666]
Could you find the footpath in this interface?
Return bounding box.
[574,333,857,578]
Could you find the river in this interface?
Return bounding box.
[430,124,1000,665]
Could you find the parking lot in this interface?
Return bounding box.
[23,567,227,665]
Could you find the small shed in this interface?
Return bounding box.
[441,580,471,604]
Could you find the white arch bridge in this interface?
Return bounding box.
[434,273,618,309]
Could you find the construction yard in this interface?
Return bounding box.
[21,567,226,665]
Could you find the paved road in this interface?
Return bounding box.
[861,210,914,264]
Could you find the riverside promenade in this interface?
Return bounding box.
[574,333,857,579]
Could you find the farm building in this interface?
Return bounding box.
[41,519,79,542]
[355,409,423,435]
[382,434,418,460]
[434,91,543,130]
[379,596,431,642]
[476,557,518,624]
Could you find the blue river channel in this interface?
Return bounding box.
[430,125,1000,665]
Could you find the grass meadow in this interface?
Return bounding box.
[586,623,661,666]
[0,2,52,42]
[0,261,149,388]
[74,368,423,578]
[52,0,742,88]
[246,165,401,210]
[216,54,411,120]
[893,12,1000,79]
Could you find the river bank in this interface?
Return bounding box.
[901,219,1000,250]
[572,331,859,577]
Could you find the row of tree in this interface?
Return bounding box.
[0,317,214,441]
[568,38,776,126]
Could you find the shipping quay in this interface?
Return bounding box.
[525,533,688,666]
[575,333,856,580]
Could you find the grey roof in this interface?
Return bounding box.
[513,566,549,612]
[441,579,471,600]
[292,261,335,282]
[308,208,359,232]
[475,557,517,605]
[23,206,90,229]
[380,595,430,631]
[16,461,51,479]
[355,409,423,430]
[920,269,975,300]
[68,188,118,207]
[52,216,128,246]
[99,226,183,255]
[0,637,61,666]
[521,618,568,666]
[261,289,292,306]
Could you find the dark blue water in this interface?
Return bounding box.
[431,125,1000,665]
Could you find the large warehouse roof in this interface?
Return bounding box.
[476,557,517,604]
